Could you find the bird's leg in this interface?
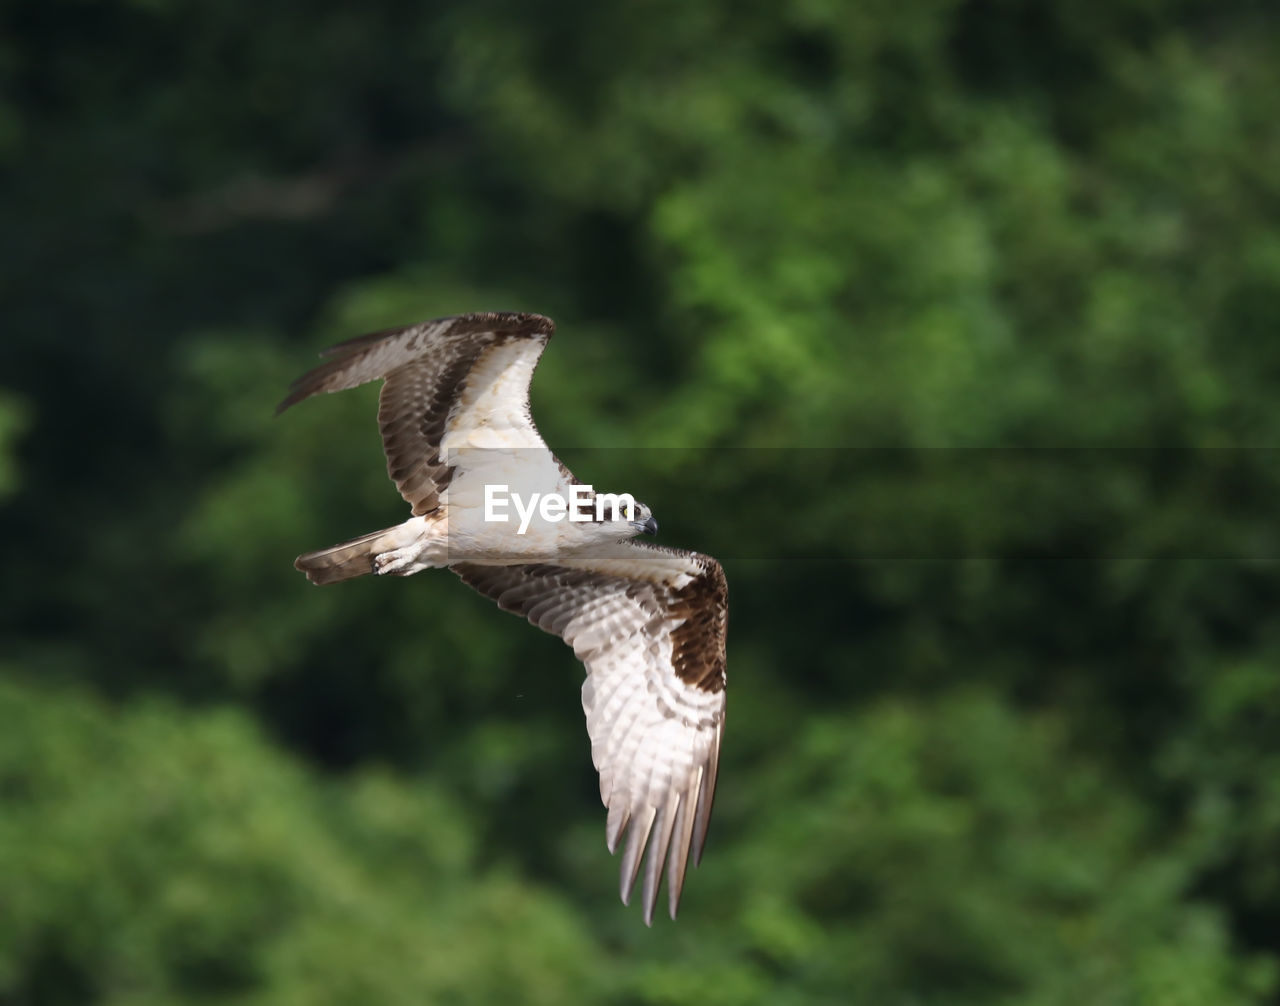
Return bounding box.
[372,546,423,576]
[372,515,448,576]
[372,539,450,576]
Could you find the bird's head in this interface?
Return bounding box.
[628,501,659,538]
[575,493,658,544]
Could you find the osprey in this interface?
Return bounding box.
[278,312,727,924]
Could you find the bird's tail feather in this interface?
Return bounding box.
[294,525,402,586]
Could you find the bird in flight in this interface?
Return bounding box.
[278,312,727,923]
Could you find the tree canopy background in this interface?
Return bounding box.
[2,1,1279,1002]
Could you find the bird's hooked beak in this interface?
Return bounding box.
[636,515,659,536]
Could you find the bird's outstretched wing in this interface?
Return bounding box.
[277,312,555,515]
[453,543,728,924]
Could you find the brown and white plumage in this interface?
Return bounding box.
[455,544,726,922]
[278,311,555,516]
[279,312,728,922]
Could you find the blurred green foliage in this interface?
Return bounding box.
[2,0,1279,1002]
